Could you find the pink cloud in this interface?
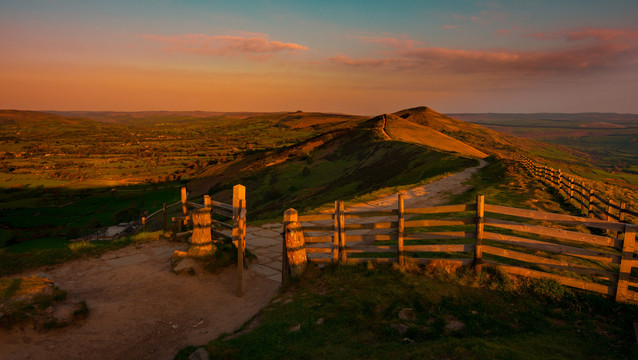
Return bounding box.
[442,25,456,30]
[142,33,308,57]
[351,35,423,49]
[330,28,638,75]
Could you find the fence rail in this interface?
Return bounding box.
[283,194,638,303]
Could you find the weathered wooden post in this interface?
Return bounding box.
[580,182,586,213]
[339,201,346,263]
[618,202,627,239]
[282,208,298,282]
[237,200,246,297]
[615,225,636,302]
[557,169,562,193]
[163,203,167,231]
[232,184,246,249]
[285,220,307,278]
[398,193,405,267]
[569,177,574,202]
[606,198,614,236]
[204,195,212,208]
[588,189,595,218]
[181,187,188,225]
[142,217,146,232]
[189,209,212,257]
[474,194,485,271]
[333,201,339,263]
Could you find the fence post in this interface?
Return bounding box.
[181,187,188,224]
[588,189,595,218]
[204,195,212,208]
[615,225,636,302]
[474,194,485,271]
[398,194,405,267]
[557,169,562,193]
[618,202,627,240]
[606,198,613,236]
[339,201,346,263]
[163,203,167,231]
[237,199,246,297]
[332,201,339,263]
[232,184,246,249]
[580,182,586,213]
[569,178,574,202]
[142,217,146,232]
[282,208,298,282]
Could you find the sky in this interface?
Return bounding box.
[1,0,638,114]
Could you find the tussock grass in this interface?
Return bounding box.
[182,263,638,360]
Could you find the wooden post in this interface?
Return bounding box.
[339,201,346,263]
[474,194,485,271]
[580,182,586,213]
[285,221,306,278]
[569,178,574,202]
[282,208,298,282]
[588,189,595,218]
[615,225,636,302]
[333,201,339,263]
[557,169,562,192]
[181,187,188,224]
[606,198,613,236]
[190,209,213,257]
[618,202,627,240]
[163,203,167,231]
[232,184,246,249]
[398,193,405,267]
[237,200,246,297]
[142,217,146,232]
[204,195,212,208]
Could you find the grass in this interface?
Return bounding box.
[0,275,68,329]
[0,231,164,276]
[180,263,638,360]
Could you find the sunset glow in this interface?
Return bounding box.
[2,1,637,114]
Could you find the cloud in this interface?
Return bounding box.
[330,28,638,75]
[441,25,456,30]
[142,33,308,57]
[351,35,423,49]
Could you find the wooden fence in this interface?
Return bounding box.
[283,194,638,303]
[516,156,637,231]
[143,186,247,296]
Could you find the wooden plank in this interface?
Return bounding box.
[484,218,620,247]
[404,231,476,240]
[214,220,233,229]
[624,290,638,303]
[339,201,346,263]
[626,208,638,218]
[345,209,396,218]
[346,257,396,264]
[347,245,398,253]
[412,258,474,266]
[484,204,626,232]
[404,244,475,252]
[628,276,638,288]
[344,221,397,230]
[211,229,232,240]
[211,201,233,211]
[482,245,617,280]
[405,203,476,215]
[483,231,620,264]
[305,247,332,254]
[187,201,205,209]
[282,208,298,283]
[308,258,332,264]
[303,235,333,243]
[303,225,335,232]
[404,217,475,228]
[345,234,396,242]
[298,213,334,222]
[487,262,613,296]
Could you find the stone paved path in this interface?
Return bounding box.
[244,159,487,276]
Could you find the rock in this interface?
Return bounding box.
[444,318,465,334]
[398,308,416,321]
[390,323,408,335]
[188,347,210,360]
[172,257,202,275]
[316,318,324,325]
[289,324,301,332]
[52,302,86,325]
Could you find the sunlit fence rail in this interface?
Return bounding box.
[283,194,638,303]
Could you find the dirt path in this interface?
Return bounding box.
[0,240,279,360]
